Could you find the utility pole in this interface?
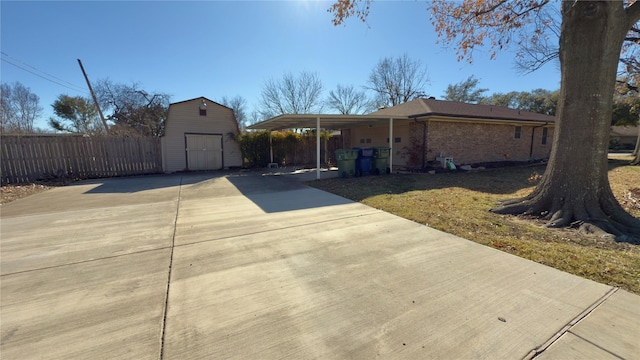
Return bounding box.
[77,59,109,133]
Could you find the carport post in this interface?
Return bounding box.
[389,118,394,173]
[316,117,321,180]
[269,131,274,163]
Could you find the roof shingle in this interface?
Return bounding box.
[369,98,555,123]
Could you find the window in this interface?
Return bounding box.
[360,139,365,144]
[199,100,207,116]
[542,127,548,145]
[366,138,372,144]
[514,126,522,139]
[394,137,401,143]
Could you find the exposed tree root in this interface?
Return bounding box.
[491,196,640,244]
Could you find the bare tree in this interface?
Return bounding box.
[94,79,170,137]
[220,95,247,132]
[515,7,639,80]
[248,109,264,126]
[0,82,42,133]
[514,7,562,73]
[325,84,376,114]
[259,71,324,119]
[367,53,429,107]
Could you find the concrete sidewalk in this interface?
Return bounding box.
[1,171,638,359]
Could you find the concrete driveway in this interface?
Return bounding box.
[1,171,638,359]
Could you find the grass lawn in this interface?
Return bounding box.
[308,158,640,295]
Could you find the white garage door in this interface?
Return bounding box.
[185,134,222,170]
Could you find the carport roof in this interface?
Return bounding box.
[246,114,409,131]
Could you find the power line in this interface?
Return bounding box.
[1,51,88,91]
[1,52,89,94]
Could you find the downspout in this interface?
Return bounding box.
[529,122,549,159]
[389,118,394,173]
[269,131,274,164]
[423,121,427,169]
[324,132,328,166]
[316,117,321,180]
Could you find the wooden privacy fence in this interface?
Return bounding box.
[1,135,162,184]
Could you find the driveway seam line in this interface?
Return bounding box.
[565,330,625,359]
[172,211,383,248]
[0,246,173,277]
[158,175,182,360]
[523,287,619,359]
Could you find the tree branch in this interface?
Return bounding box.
[626,1,640,28]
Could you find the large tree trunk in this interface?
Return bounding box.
[492,1,640,242]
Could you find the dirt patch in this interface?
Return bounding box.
[1,179,73,205]
[620,187,640,213]
[1,184,51,204]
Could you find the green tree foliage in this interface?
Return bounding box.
[481,89,559,116]
[48,95,102,134]
[611,98,640,127]
[237,131,271,168]
[443,75,488,104]
[237,130,335,168]
[613,56,640,127]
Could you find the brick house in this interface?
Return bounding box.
[344,98,555,168]
[248,98,555,177]
[609,125,639,151]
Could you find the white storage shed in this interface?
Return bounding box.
[162,97,242,172]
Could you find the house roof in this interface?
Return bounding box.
[248,98,555,131]
[610,125,639,137]
[169,96,231,110]
[370,98,556,124]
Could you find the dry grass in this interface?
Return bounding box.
[309,160,640,295]
[1,183,52,204]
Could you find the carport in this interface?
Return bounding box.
[247,114,409,179]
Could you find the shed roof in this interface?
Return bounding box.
[169,96,231,110]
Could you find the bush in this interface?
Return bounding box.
[237,130,340,168]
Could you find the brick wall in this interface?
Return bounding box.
[345,120,553,169]
[424,121,553,165]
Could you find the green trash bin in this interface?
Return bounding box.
[372,147,390,175]
[335,149,358,178]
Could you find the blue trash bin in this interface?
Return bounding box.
[353,147,374,176]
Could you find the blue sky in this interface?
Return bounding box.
[1,1,561,130]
